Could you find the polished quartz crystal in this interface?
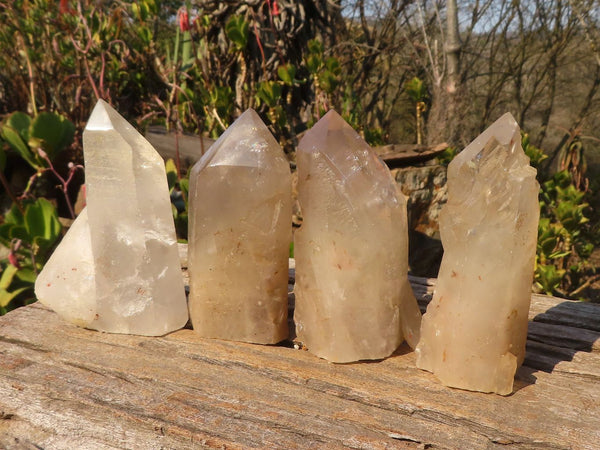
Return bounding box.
[188,109,292,344]
[35,100,188,336]
[294,110,422,363]
[415,113,540,395]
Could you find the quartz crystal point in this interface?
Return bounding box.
[188,109,291,344]
[415,113,540,395]
[294,110,422,363]
[35,100,188,336]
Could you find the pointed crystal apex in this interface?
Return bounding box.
[298,110,359,156]
[453,112,521,168]
[294,110,421,363]
[195,108,284,171]
[85,99,114,131]
[36,100,189,336]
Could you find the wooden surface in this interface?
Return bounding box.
[1,269,600,449]
[375,143,449,167]
[145,126,214,168]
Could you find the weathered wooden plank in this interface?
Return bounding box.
[145,126,214,168]
[530,294,600,332]
[1,256,600,449]
[1,293,600,449]
[527,321,600,352]
[374,143,449,167]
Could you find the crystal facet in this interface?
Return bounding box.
[294,110,422,363]
[415,113,540,395]
[188,109,291,344]
[35,100,188,336]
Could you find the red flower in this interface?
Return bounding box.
[8,252,21,270]
[178,9,190,32]
[59,0,75,15]
[271,0,280,16]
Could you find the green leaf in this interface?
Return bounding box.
[179,178,189,197]
[0,264,18,290]
[9,226,29,242]
[5,112,31,141]
[548,250,571,259]
[165,158,178,189]
[256,81,282,108]
[306,54,322,74]
[137,26,153,45]
[307,39,323,55]
[28,112,75,161]
[277,64,296,85]
[540,237,559,256]
[225,16,249,50]
[24,199,61,246]
[325,57,341,75]
[0,286,29,308]
[15,268,36,284]
[4,203,25,226]
[535,264,565,295]
[319,70,339,94]
[2,125,38,169]
[405,77,427,102]
[131,2,141,20]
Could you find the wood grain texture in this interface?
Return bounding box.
[1,268,599,449]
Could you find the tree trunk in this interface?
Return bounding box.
[426,0,461,146]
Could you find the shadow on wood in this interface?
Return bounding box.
[525,299,600,373]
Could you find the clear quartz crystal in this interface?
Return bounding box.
[415,113,540,395]
[35,100,189,336]
[188,109,292,344]
[294,110,422,363]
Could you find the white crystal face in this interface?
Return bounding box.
[35,100,189,336]
[35,208,96,327]
[294,110,421,363]
[188,109,292,344]
[415,112,540,395]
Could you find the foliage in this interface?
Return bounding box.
[2,111,75,171]
[0,199,62,314]
[535,170,595,298]
[165,158,189,241]
[405,77,427,145]
[0,108,77,313]
[436,147,457,166]
[524,136,595,299]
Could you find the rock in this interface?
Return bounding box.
[294,110,422,363]
[415,113,540,395]
[393,164,448,277]
[35,100,188,336]
[188,109,292,344]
